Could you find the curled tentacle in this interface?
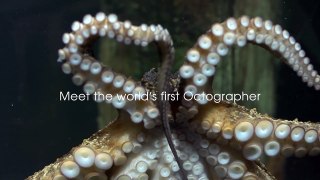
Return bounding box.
[58,12,174,129]
[177,16,320,122]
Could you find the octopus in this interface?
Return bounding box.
[28,12,320,180]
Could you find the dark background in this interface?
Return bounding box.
[2,0,320,179]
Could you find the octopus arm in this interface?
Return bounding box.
[191,102,320,162]
[177,16,320,125]
[57,12,175,129]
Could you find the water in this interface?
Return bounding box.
[2,0,320,179]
